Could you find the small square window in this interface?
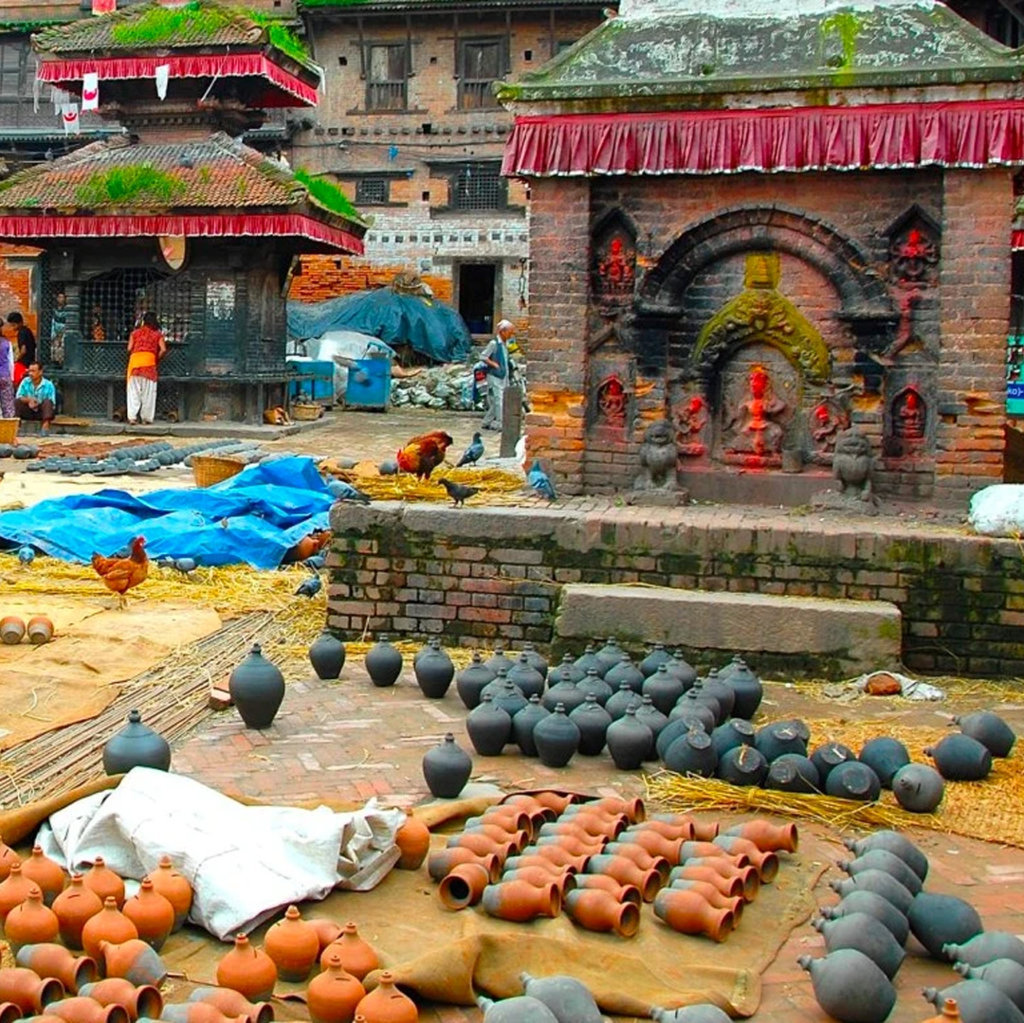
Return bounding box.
[356,178,389,205]
[422,191,430,202]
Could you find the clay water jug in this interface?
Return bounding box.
[21,847,67,907]
[754,722,807,761]
[605,657,644,695]
[486,673,529,719]
[944,932,1024,969]
[830,871,913,915]
[481,880,560,922]
[0,967,64,1013]
[921,981,1024,1023]
[0,862,34,923]
[954,960,1024,1012]
[455,652,496,709]
[640,643,672,678]
[925,734,992,781]
[569,695,611,756]
[48,996,130,1023]
[81,898,137,960]
[308,630,346,681]
[843,830,929,881]
[322,922,379,980]
[98,938,167,986]
[519,971,603,1023]
[477,995,557,1023]
[858,737,911,788]
[716,745,768,787]
[80,978,162,1022]
[216,935,277,1001]
[187,988,270,1023]
[422,733,472,798]
[5,885,59,948]
[765,753,819,793]
[83,860,125,910]
[594,637,624,677]
[121,879,173,952]
[605,707,652,770]
[840,849,923,895]
[532,704,580,768]
[604,682,640,722]
[353,971,418,1023]
[663,729,716,777]
[263,904,319,982]
[53,875,103,950]
[512,696,550,757]
[438,862,490,910]
[810,741,855,783]
[891,763,944,814]
[670,698,716,734]
[798,949,896,1023]
[910,892,983,960]
[485,648,515,675]
[16,944,97,994]
[954,711,1016,758]
[229,645,285,729]
[307,948,365,1023]
[394,817,430,870]
[413,638,454,699]
[466,695,512,756]
[145,855,192,931]
[812,912,906,980]
[365,636,402,688]
[819,892,909,946]
[653,889,733,942]
[724,820,799,854]
[507,653,545,700]
[519,642,548,679]
[549,653,584,685]
[650,1006,732,1022]
[718,656,762,718]
[663,650,698,688]
[563,888,639,938]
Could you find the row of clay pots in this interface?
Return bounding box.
[0,616,53,647]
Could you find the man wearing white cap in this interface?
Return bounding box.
[480,318,516,431]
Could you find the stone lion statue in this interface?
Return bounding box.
[832,427,875,502]
[635,419,678,491]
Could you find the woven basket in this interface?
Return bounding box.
[0,419,18,445]
[192,455,245,488]
[291,403,323,421]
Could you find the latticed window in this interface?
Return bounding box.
[356,177,389,205]
[366,44,408,111]
[451,162,506,211]
[0,41,27,100]
[81,268,192,347]
[458,39,503,109]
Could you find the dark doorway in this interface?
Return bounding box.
[458,263,496,335]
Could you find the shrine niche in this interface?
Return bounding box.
[591,209,637,305]
[884,385,928,458]
[595,374,628,429]
[885,205,940,358]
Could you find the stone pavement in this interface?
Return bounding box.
[169,654,1024,1023]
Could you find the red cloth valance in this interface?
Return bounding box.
[502,101,1024,177]
[36,54,319,108]
[1014,229,1024,250]
[0,213,362,254]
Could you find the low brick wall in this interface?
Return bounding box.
[327,502,1024,678]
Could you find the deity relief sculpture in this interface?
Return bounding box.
[887,221,939,358]
[673,394,709,456]
[595,235,636,301]
[724,365,787,459]
[885,387,927,458]
[596,376,627,428]
[808,384,855,462]
[634,419,678,491]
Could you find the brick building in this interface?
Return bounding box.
[500,0,1024,506]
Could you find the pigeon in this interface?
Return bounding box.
[456,432,484,468]
[295,574,322,598]
[304,553,326,571]
[439,478,480,507]
[17,546,34,565]
[327,479,372,504]
[527,460,557,502]
[171,557,198,576]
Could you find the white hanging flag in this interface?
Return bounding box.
[155,64,170,101]
[51,87,72,115]
[81,72,99,111]
[61,103,80,135]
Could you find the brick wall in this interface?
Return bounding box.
[288,255,454,304]
[327,501,1024,678]
[0,246,39,336]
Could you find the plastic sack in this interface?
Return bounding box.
[968,484,1024,536]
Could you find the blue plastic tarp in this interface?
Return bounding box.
[0,457,334,569]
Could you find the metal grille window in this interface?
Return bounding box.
[451,162,506,211]
[458,39,503,109]
[0,42,27,100]
[356,177,389,205]
[81,268,193,348]
[366,44,408,111]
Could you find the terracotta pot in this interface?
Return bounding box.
[263,905,319,982]
[78,979,162,1023]
[426,849,500,884]
[97,940,166,987]
[0,1003,20,1023]
[0,838,19,882]
[529,846,590,872]
[564,889,640,938]
[922,999,963,1022]
[161,1005,247,1023]
[187,987,271,1023]
[81,900,137,962]
[216,935,277,1001]
[0,863,34,925]
[682,857,760,902]
[679,842,750,867]
[529,792,575,815]
[724,820,798,853]
[26,617,54,646]
[666,879,744,920]
[570,874,642,907]
[620,829,684,865]
[670,865,743,900]
[653,889,734,942]
[480,880,561,922]
[712,837,780,883]
[563,807,628,835]
[0,968,64,1013]
[633,820,693,843]
[144,856,192,932]
[393,819,430,871]
[52,876,103,951]
[438,863,490,911]
[308,949,365,1023]
[46,996,128,1023]
[584,855,661,902]
[320,922,380,981]
[589,796,645,823]
[82,862,124,911]
[0,616,25,645]
[5,886,60,948]
[21,849,66,907]
[654,814,719,842]
[447,834,515,863]
[499,867,575,899]
[602,843,670,881]
[121,880,173,952]
[534,836,604,859]
[353,971,417,1023]
[462,824,530,852]
[310,919,343,952]
[15,945,97,994]
[502,855,579,879]
[486,804,540,832]
[535,821,601,844]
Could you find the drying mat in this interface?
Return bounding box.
[647,716,1024,850]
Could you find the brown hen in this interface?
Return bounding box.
[395,431,454,480]
[91,536,148,609]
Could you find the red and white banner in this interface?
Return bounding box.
[60,103,79,135]
[91,0,115,13]
[81,72,99,111]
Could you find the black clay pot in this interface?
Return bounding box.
[710,718,756,760]
[657,716,709,761]
[634,695,668,743]
[829,870,914,915]
[456,652,497,710]
[507,653,546,700]
[606,681,642,721]
[954,711,1017,758]
[669,697,716,734]
[663,650,698,689]
[414,639,455,699]
[605,656,645,694]
[229,643,286,729]
[858,737,910,789]
[839,849,923,895]
[103,709,171,775]
[422,732,473,798]
[925,733,993,781]
[485,648,515,676]
[594,637,624,677]
[810,742,856,784]
[606,706,653,770]
[755,722,808,762]
[910,891,984,960]
[820,892,909,947]
[365,635,403,687]
[640,643,672,678]
[812,913,906,981]
[542,674,586,713]
[797,950,896,1023]
[549,653,585,685]
[718,656,763,719]
[520,642,549,680]
[533,703,580,768]
[577,668,614,705]
[699,670,736,720]
[765,753,820,794]
[953,959,1024,1010]
[716,744,768,787]
[573,644,603,677]
[488,675,529,719]
[683,682,725,726]
[663,729,717,778]
[569,693,612,756]
[513,695,550,757]
[643,665,686,714]
[466,694,513,756]
[892,763,945,814]
[825,761,881,803]
[944,932,1024,969]
[308,629,346,681]
[921,980,1024,1023]
[843,830,929,882]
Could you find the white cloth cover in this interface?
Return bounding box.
[36,768,405,940]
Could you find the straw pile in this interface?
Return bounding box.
[322,462,529,505]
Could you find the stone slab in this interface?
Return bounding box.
[554,583,901,675]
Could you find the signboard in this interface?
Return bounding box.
[1009,336,1024,415]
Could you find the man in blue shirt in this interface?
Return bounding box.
[15,362,56,435]
[480,319,516,431]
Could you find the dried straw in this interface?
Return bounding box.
[323,463,528,505]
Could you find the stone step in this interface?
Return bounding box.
[554,583,901,678]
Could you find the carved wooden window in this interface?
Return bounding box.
[355,177,389,205]
[458,39,504,110]
[366,43,408,111]
[0,42,27,100]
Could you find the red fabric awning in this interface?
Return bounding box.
[0,213,362,254]
[36,54,319,108]
[1014,229,1024,250]
[502,101,1024,177]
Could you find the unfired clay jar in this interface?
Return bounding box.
[583,855,661,902]
[307,948,365,1023]
[669,866,743,900]
[724,820,799,853]
[480,880,561,923]
[352,971,418,1023]
[564,889,640,938]
[0,862,34,923]
[81,900,137,961]
[46,995,129,1023]
[16,943,98,994]
[21,848,67,907]
[321,923,380,981]
[0,967,65,1013]
[82,861,124,910]
[145,856,192,932]
[426,849,499,884]
[570,874,641,906]
[161,1004,247,1023]
[667,879,744,919]
[121,880,174,952]
[5,886,60,947]
[78,978,163,1022]
[621,829,683,865]
[188,987,272,1023]
[393,818,430,871]
[263,905,320,982]
[98,939,167,987]
[53,875,103,950]
[712,836,780,882]
[653,889,735,942]
[216,935,277,1001]
[438,863,491,911]
[500,868,575,900]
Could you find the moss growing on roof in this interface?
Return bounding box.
[75,164,188,208]
[293,167,361,222]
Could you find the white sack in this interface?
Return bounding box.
[968,484,1024,537]
[36,768,404,940]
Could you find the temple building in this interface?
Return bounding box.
[500,0,1024,505]
[0,0,365,422]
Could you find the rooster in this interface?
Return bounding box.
[91,536,148,609]
[396,431,454,480]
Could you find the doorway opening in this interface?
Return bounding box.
[458,263,496,335]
